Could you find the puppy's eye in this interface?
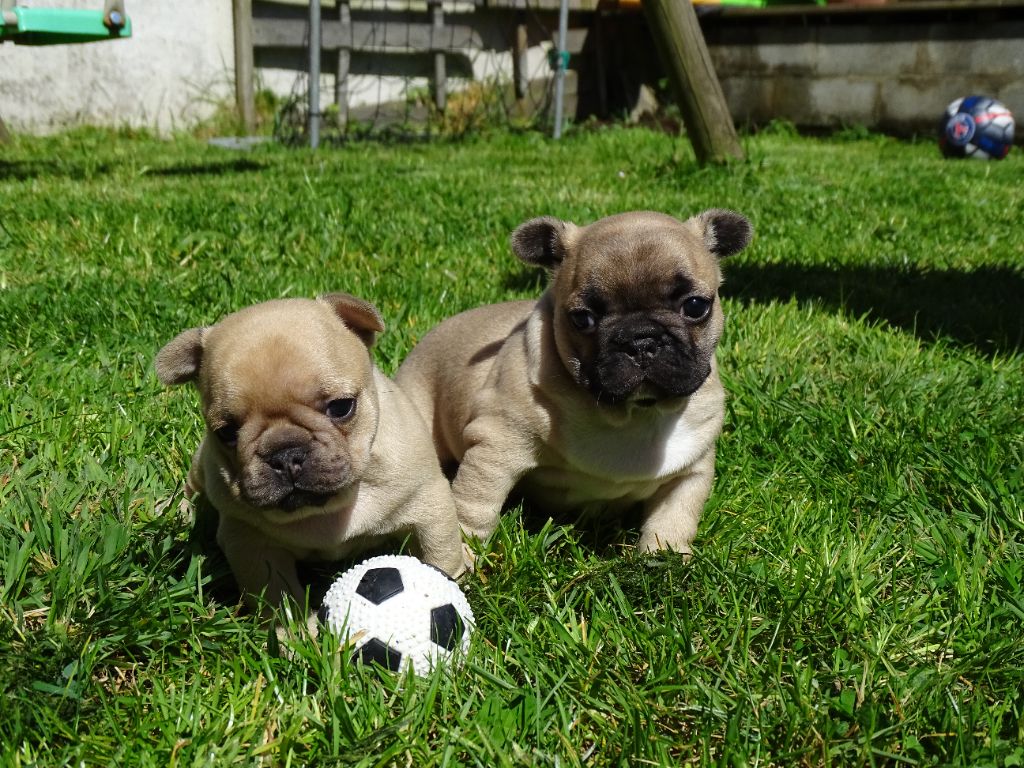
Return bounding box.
[326,398,356,422]
[681,296,712,321]
[568,309,597,332]
[214,422,239,447]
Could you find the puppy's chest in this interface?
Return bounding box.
[528,413,714,502]
[242,489,400,560]
[269,511,383,560]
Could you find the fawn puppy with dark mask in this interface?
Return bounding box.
[397,210,753,554]
[156,293,467,614]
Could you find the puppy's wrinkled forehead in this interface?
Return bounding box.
[564,213,721,304]
[201,301,368,411]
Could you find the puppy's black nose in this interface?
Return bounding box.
[612,321,670,362]
[619,328,670,365]
[629,335,659,361]
[268,445,307,481]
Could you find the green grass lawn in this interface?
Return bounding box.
[1,125,1022,766]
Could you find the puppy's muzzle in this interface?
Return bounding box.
[242,441,349,511]
[593,321,710,403]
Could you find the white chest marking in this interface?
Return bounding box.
[520,404,719,511]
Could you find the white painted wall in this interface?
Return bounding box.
[1,1,552,134]
[1,0,235,133]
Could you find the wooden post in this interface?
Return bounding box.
[232,0,256,133]
[594,12,608,118]
[513,18,528,100]
[642,0,743,165]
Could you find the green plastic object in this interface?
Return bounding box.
[1,7,131,45]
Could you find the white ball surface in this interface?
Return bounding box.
[319,555,474,675]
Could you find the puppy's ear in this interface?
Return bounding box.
[155,328,205,385]
[691,209,753,259]
[318,292,385,348]
[511,216,577,270]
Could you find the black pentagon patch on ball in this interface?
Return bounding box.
[356,567,404,605]
[429,604,465,651]
[355,638,402,672]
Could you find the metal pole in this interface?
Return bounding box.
[431,1,446,112]
[552,0,569,139]
[308,0,321,149]
[336,0,351,132]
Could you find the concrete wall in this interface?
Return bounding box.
[701,9,1024,135]
[3,2,1022,136]
[0,0,234,133]
[0,1,550,134]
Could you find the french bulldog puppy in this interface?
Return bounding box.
[396,210,752,554]
[156,293,467,614]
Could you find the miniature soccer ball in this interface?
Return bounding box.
[319,555,474,674]
[939,95,1014,159]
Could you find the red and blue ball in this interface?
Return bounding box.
[939,95,1015,160]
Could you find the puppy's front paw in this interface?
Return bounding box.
[459,524,492,542]
[271,605,320,659]
[637,532,694,559]
[456,503,500,542]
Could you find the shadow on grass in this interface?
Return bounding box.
[501,268,546,296]
[722,263,1024,356]
[0,158,268,182]
[513,496,647,557]
[503,263,1024,356]
[0,159,118,181]
[142,159,267,177]
[183,494,240,609]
